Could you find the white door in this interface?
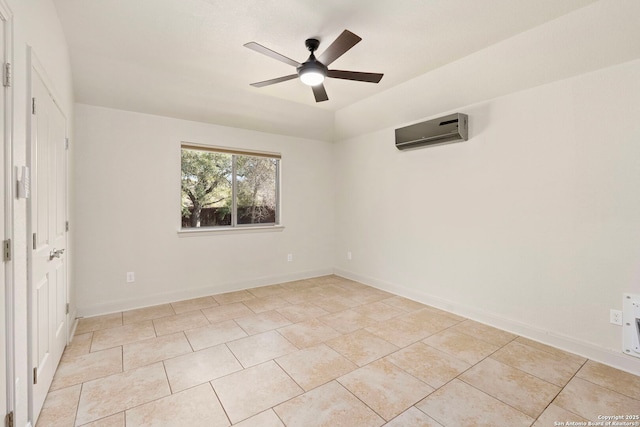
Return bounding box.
[29,64,67,423]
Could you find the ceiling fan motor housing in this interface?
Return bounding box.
[298,39,327,85]
[305,38,320,52]
[297,60,327,78]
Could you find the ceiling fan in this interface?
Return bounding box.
[244,29,383,103]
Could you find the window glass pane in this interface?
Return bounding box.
[236,155,278,225]
[181,149,232,228]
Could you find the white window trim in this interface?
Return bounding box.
[180,142,282,233]
[177,224,285,237]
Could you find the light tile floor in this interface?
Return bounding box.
[36,275,640,427]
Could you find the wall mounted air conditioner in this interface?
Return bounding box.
[395,113,468,150]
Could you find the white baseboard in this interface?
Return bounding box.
[334,268,640,376]
[76,268,334,318]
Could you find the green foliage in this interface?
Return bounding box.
[236,156,278,224]
[181,148,278,227]
[181,149,232,216]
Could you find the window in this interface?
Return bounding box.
[181,144,280,229]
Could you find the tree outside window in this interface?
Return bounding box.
[181,146,279,228]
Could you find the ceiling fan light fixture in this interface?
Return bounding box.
[298,62,326,86]
[299,69,325,86]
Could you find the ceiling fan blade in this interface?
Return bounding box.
[250,74,298,88]
[327,70,383,83]
[312,84,329,102]
[244,42,301,68]
[317,30,361,66]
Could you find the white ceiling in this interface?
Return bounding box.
[53,0,599,139]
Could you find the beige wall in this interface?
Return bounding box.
[73,104,336,316]
[334,59,640,374]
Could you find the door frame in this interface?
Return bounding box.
[0,0,14,423]
[26,47,69,424]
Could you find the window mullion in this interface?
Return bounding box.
[275,159,280,225]
[231,154,237,227]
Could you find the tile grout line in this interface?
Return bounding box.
[571,363,640,402]
[161,358,175,395]
[333,378,389,425]
[450,335,562,423]
[412,333,521,422]
[455,376,535,422]
[395,329,517,425]
[326,327,436,422]
[182,330,196,352]
[528,357,590,425]
[207,381,233,426]
[71,382,83,427]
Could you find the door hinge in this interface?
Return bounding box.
[3,62,11,87]
[31,97,36,115]
[65,137,69,150]
[66,303,70,315]
[2,239,10,262]
[32,233,37,249]
[5,411,13,427]
[33,367,37,385]
[66,221,69,232]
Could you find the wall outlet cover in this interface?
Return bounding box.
[610,309,623,325]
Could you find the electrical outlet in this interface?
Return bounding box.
[287,254,293,262]
[126,272,135,283]
[347,251,352,260]
[610,309,622,326]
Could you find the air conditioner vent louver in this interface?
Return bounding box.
[395,113,468,150]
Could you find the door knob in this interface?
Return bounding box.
[49,248,65,260]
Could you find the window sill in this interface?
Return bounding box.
[177,225,285,237]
